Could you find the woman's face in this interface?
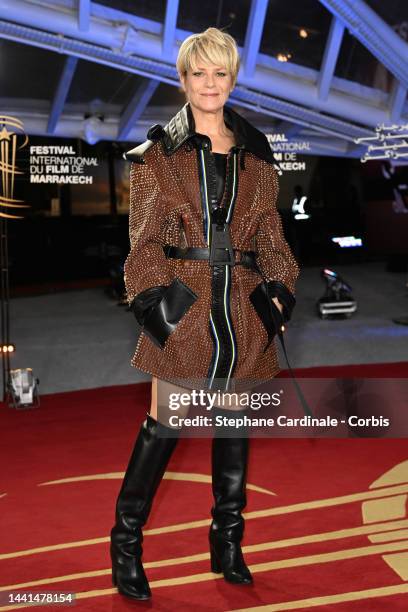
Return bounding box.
[180,60,234,114]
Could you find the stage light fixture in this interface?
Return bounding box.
[299,28,308,38]
[317,268,357,319]
[7,368,40,409]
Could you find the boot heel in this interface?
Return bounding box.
[210,547,222,573]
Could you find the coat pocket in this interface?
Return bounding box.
[249,281,283,353]
[142,277,198,349]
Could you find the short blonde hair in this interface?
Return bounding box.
[176,27,240,88]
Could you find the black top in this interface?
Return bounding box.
[212,152,227,207]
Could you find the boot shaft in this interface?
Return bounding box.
[210,407,250,535]
[113,414,180,529]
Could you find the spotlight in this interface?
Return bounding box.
[277,53,289,62]
[7,368,40,409]
[299,28,308,38]
[317,268,357,319]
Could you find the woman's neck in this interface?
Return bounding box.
[190,103,229,138]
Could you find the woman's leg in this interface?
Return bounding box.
[149,376,192,428]
[110,376,183,600]
[208,389,253,584]
[149,375,158,419]
[212,390,252,412]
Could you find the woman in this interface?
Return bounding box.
[110,27,299,600]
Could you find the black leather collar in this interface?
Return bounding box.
[160,101,275,165]
[124,101,275,165]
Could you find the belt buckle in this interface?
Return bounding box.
[209,222,235,266]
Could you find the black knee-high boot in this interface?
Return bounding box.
[209,407,253,584]
[110,414,179,599]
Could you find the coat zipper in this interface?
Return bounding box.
[203,143,240,391]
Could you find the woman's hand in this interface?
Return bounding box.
[271,296,286,333]
[272,296,283,315]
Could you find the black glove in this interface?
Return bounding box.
[129,286,168,326]
[265,280,296,323]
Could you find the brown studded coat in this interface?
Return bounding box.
[123,103,300,392]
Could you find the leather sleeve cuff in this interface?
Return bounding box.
[129,286,168,325]
[265,280,296,322]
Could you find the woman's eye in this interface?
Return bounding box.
[193,72,202,76]
[217,72,227,77]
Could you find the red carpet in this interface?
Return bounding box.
[1,366,407,611]
[278,361,408,377]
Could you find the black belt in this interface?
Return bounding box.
[163,245,313,417]
[163,245,260,272]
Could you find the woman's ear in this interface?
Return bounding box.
[179,72,186,92]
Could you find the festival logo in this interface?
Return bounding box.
[355,122,408,163]
[0,116,30,220]
[266,132,310,174]
[29,145,99,184]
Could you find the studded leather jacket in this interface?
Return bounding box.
[123,102,300,392]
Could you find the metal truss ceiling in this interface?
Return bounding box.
[0,0,406,156]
